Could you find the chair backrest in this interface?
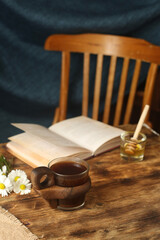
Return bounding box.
[44,33,160,126]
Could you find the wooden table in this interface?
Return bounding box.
[0,125,160,240]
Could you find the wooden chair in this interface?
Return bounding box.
[44,34,160,126]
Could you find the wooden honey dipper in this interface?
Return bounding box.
[124,105,150,155]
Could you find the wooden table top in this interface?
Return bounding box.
[0,125,160,240]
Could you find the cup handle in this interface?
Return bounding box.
[31,166,55,190]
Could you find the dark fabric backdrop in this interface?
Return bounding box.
[0,0,160,142]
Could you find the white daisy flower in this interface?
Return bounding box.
[0,175,13,197]
[13,177,31,195]
[8,169,27,185]
[0,165,7,176]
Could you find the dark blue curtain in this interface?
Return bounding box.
[0,0,160,142]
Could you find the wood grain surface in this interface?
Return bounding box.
[0,125,160,240]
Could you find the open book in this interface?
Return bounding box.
[6,116,123,168]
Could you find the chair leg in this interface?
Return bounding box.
[52,107,60,125]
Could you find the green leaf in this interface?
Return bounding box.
[0,155,13,174]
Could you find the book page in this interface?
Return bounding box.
[11,123,80,148]
[7,140,91,168]
[49,116,123,153]
[7,141,48,168]
[8,132,91,162]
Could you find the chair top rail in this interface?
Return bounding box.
[45,33,160,64]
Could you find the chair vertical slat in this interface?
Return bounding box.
[52,107,60,125]
[59,51,71,121]
[142,63,158,123]
[142,63,158,108]
[82,53,90,116]
[92,54,103,120]
[103,56,117,123]
[113,57,130,126]
[123,60,141,124]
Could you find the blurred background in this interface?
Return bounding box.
[0,0,160,142]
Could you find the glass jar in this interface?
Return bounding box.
[120,131,147,161]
